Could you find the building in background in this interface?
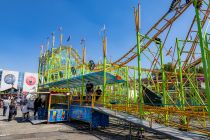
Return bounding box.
[0,69,38,95]
[0,69,2,90]
[17,72,24,92]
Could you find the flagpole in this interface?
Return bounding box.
[80,38,85,105]
[40,44,44,55]
[59,27,63,47]
[52,32,55,48]
[100,25,107,107]
[46,37,50,53]
[134,4,144,118]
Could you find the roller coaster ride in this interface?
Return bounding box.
[37,0,210,137]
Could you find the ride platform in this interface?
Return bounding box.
[69,105,109,128]
[93,107,208,140]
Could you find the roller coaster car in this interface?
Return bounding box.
[142,85,163,106]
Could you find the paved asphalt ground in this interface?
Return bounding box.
[0,107,169,140]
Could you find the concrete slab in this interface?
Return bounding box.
[29,118,47,125]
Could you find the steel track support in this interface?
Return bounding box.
[194,0,210,119]
[160,42,168,125]
[176,38,187,125]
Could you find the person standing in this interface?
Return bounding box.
[0,97,2,108]
[33,97,42,119]
[85,81,94,104]
[95,86,102,101]
[8,99,17,121]
[3,97,10,116]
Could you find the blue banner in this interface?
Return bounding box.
[69,105,109,128]
[69,106,92,123]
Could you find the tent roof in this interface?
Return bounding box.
[46,71,126,88]
[0,87,18,94]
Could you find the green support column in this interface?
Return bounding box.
[114,84,116,100]
[204,35,210,88]
[205,34,210,119]
[194,0,210,118]
[134,69,137,102]
[176,38,186,124]
[160,43,166,105]
[126,66,129,107]
[45,55,49,83]
[190,67,197,105]
[69,47,72,78]
[103,36,107,106]
[160,42,168,124]
[58,46,62,81]
[156,73,160,93]
[65,49,68,79]
[37,53,42,89]
[174,66,179,105]
[134,5,144,118]
[68,48,71,78]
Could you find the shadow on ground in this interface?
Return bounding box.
[62,120,144,140]
[15,117,30,123]
[0,118,8,122]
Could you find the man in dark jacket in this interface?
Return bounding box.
[34,97,42,119]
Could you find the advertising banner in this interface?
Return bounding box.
[0,70,19,91]
[23,72,38,93]
[48,109,68,122]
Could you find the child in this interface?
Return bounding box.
[21,101,29,121]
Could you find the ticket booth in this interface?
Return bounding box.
[47,87,70,122]
[35,88,70,123]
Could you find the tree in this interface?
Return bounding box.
[164,62,174,72]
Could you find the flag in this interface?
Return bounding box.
[80,38,85,46]
[40,44,44,54]
[154,57,157,62]
[40,44,43,49]
[46,37,50,50]
[166,46,172,56]
[52,32,55,47]
[190,33,193,40]
[99,25,106,37]
[67,35,71,42]
[101,24,106,32]
[58,26,62,32]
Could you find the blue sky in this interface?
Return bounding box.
[0,0,200,73]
